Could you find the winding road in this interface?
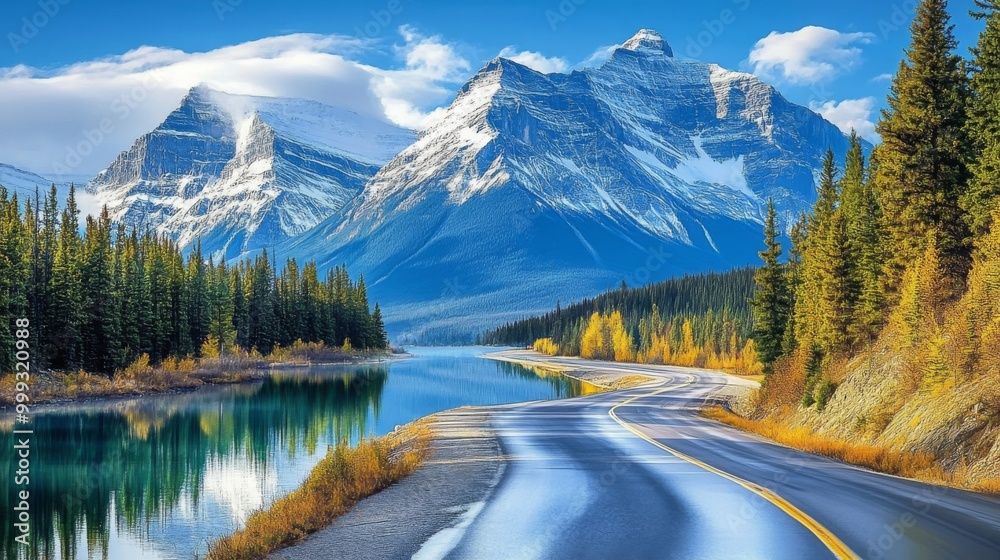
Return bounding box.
[277,351,1000,560]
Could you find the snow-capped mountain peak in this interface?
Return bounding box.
[87,86,415,259]
[620,28,672,56]
[278,30,866,340]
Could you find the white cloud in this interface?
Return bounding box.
[810,97,879,143]
[580,45,619,68]
[498,47,570,74]
[0,28,469,176]
[872,73,893,82]
[370,25,470,129]
[749,26,874,85]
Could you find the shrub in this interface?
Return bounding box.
[815,379,836,411]
[201,335,222,359]
[121,354,153,381]
[206,424,430,560]
[532,338,559,356]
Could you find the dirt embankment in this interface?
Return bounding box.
[729,341,1000,492]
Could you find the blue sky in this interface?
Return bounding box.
[0,0,984,175]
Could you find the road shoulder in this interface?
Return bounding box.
[270,407,505,560]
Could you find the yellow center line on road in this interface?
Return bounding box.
[608,374,860,560]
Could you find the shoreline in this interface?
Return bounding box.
[265,351,652,559]
[482,350,655,390]
[208,418,433,560]
[0,351,410,409]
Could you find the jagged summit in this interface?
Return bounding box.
[620,29,672,56]
[87,87,414,259]
[279,34,861,339]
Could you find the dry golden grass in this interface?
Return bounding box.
[206,423,431,560]
[0,342,378,405]
[705,406,939,477]
[705,406,1000,494]
[267,340,362,364]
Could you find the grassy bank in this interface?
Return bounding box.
[0,341,392,405]
[205,422,431,560]
[704,406,1000,494]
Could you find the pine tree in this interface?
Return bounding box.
[206,259,235,355]
[231,266,249,349]
[0,191,28,372]
[752,201,790,373]
[371,303,388,349]
[795,152,840,350]
[186,241,210,354]
[963,1,1000,237]
[48,186,83,369]
[145,234,171,361]
[810,150,839,238]
[839,132,867,223]
[782,213,808,354]
[166,243,191,357]
[79,208,119,373]
[872,0,971,297]
[247,251,276,353]
[817,210,857,351]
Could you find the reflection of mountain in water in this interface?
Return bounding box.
[0,366,387,560]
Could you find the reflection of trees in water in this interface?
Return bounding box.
[492,361,596,397]
[0,365,387,560]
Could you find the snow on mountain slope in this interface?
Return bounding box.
[86,86,415,259]
[0,164,95,212]
[0,163,52,200]
[279,29,865,341]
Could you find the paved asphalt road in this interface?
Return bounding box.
[444,352,1000,560]
[277,351,1000,559]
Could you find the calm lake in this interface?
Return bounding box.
[0,347,595,560]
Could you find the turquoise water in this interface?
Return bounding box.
[0,347,590,560]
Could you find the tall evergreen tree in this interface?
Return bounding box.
[206,259,235,354]
[79,209,119,373]
[963,0,1000,237]
[752,201,789,373]
[186,241,210,355]
[810,149,840,237]
[842,137,886,342]
[48,186,83,369]
[782,213,808,354]
[795,151,840,350]
[231,267,249,349]
[817,210,857,351]
[371,303,388,349]
[872,0,971,296]
[0,191,27,372]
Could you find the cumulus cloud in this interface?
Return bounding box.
[0,28,469,176]
[749,26,874,85]
[370,25,470,129]
[498,47,570,74]
[810,97,879,143]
